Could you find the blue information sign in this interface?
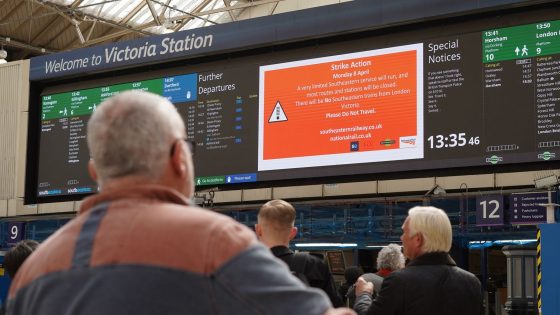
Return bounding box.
[162,73,198,103]
[6,222,25,247]
[476,195,504,226]
[225,173,257,184]
[509,192,556,225]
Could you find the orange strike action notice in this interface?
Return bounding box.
[258,43,424,171]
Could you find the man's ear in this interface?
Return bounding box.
[254,224,262,237]
[88,159,98,183]
[415,232,424,248]
[170,140,187,177]
[289,226,298,240]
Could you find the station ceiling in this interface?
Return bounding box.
[0,0,343,62]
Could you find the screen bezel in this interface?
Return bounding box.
[25,2,560,204]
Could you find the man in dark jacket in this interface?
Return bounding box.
[256,199,344,307]
[354,206,482,315]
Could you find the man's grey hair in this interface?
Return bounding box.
[376,244,405,271]
[87,90,185,185]
[407,206,452,253]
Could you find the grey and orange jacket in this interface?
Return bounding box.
[7,185,331,315]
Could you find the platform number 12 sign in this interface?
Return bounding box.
[476,195,504,226]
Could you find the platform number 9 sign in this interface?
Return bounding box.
[10,225,19,239]
[7,222,25,245]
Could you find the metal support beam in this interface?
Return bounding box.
[70,0,86,9]
[158,0,173,21]
[172,0,214,32]
[73,19,86,44]
[82,29,141,47]
[85,1,106,42]
[30,15,60,45]
[223,0,237,22]
[0,1,27,23]
[145,0,161,26]
[193,0,283,17]
[2,0,284,54]
[65,26,118,50]
[120,1,148,24]
[85,19,98,42]
[62,20,98,50]
[12,1,43,32]
[268,1,280,15]
[156,0,283,32]
[0,35,56,54]
[35,0,153,36]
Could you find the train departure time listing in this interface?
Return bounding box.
[36,18,560,198]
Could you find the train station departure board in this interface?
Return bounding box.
[35,12,560,199]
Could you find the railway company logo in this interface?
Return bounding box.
[400,136,417,148]
[538,151,556,161]
[486,155,503,165]
[380,139,396,146]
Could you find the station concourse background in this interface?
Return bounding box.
[0,0,557,217]
[1,0,560,313]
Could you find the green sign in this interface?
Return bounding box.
[41,78,164,120]
[195,176,226,186]
[68,88,102,117]
[42,94,69,120]
[486,155,503,165]
[538,151,556,161]
[483,20,560,63]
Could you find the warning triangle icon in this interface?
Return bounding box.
[269,100,288,123]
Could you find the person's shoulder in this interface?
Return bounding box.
[309,252,324,260]
[124,201,257,256]
[299,252,333,277]
[169,204,254,238]
[301,252,330,270]
[361,273,383,283]
[451,265,481,283]
[383,265,416,282]
[182,206,259,257]
[157,203,243,227]
[303,252,325,263]
[144,202,261,273]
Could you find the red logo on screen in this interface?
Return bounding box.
[401,139,416,145]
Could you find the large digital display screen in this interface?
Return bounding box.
[258,44,424,171]
[34,10,560,200]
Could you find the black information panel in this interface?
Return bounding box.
[35,11,560,199]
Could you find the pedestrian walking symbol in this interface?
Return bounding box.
[515,45,529,56]
[521,45,528,56]
[268,100,288,123]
